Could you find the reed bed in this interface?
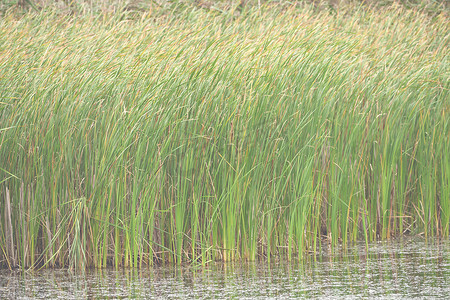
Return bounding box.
[0,3,448,270]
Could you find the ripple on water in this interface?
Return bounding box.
[0,238,449,299]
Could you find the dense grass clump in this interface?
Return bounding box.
[0,4,448,270]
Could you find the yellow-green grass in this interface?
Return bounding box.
[0,3,448,270]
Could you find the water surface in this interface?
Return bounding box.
[1,238,449,299]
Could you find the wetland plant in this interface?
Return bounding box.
[0,3,448,269]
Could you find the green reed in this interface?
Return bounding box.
[0,3,448,270]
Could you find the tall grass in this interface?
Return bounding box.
[0,3,448,269]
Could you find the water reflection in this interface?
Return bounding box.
[1,238,448,299]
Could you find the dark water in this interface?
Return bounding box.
[1,238,449,299]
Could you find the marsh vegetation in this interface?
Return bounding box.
[0,1,448,270]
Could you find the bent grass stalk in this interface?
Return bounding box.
[0,4,448,269]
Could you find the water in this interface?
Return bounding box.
[1,238,449,299]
